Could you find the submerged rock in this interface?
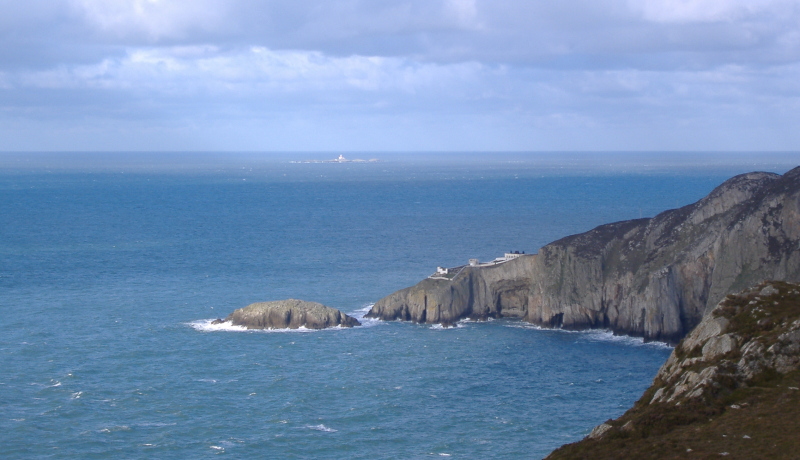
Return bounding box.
[224,299,360,330]
[368,167,800,342]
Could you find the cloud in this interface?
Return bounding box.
[629,0,781,23]
[3,43,798,150]
[4,0,800,68]
[445,0,481,28]
[71,0,227,40]
[0,0,799,150]
[7,46,487,98]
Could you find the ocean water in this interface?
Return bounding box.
[1,152,796,459]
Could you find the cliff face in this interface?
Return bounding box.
[547,281,800,459]
[368,167,800,342]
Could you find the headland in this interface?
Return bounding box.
[368,166,800,343]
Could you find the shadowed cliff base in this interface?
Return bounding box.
[546,281,800,460]
[367,166,800,344]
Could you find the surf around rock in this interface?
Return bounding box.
[215,299,361,330]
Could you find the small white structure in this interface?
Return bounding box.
[436,267,449,275]
[504,251,525,261]
[469,258,480,267]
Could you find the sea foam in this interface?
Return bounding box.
[189,319,248,332]
[306,424,337,433]
[349,304,383,327]
[188,319,336,334]
[430,322,466,330]
[578,329,673,349]
[505,323,673,349]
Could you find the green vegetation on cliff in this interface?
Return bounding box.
[547,281,800,460]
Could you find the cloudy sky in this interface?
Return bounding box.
[1,0,799,151]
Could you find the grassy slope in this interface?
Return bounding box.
[547,281,800,460]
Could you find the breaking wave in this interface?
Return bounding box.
[506,323,672,348]
[188,319,345,334]
[306,424,337,433]
[349,304,383,327]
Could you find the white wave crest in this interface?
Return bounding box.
[188,319,337,334]
[189,319,248,332]
[306,424,337,433]
[98,425,131,433]
[505,323,673,349]
[349,304,383,327]
[578,329,673,349]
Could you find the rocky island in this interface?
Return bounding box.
[368,167,800,343]
[547,281,800,459]
[215,299,361,329]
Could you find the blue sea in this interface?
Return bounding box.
[1,152,796,459]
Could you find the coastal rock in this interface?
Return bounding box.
[587,423,613,439]
[547,281,800,459]
[368,167,800,342]
[702,333,737,360]
[224,299,360,330]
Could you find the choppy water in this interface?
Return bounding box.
[1,152,795,458]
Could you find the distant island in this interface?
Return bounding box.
[290,154,379,164]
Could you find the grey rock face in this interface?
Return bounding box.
[367,256,536,326]
[648,281,800,405]
[701,334,737,360]
[587,423,613,439]
[368,167,800,342]
[224,299,361,329]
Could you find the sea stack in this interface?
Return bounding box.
[220,299,361,329]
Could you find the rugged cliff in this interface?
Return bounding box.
[367,167,800,342]
[547,281,800,459]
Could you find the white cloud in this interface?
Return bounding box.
[3,1,800,69]
[445,0,481,28]
[8,46,488,101]
[70,0,226,40]
[1,0,799,150]
[628,0,792,23]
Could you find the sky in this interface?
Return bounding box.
[1,0,800,152]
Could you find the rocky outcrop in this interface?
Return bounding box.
[649,282,800,405]
[368,255,538,326]
[547,281,800,459]
[219,299,360,329]
[368,167,800,342]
